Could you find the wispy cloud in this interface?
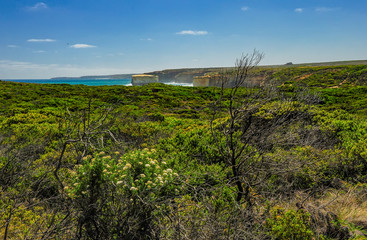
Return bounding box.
[70,44,96,49]
[7,45,18,48]
[27,39,56,42]
[26,2,48,11]
[33,50,46,53]
[241,6,249,11]
[315,7,336,12]
[140,38,153,41]
[0,60,55,71]
[294,8,303,13]
[176,30,208,36]
[0,59,132,79]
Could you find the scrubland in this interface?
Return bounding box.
[1,63,367,239]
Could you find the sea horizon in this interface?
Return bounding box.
[2,78,132,86]
[1,78,194,87]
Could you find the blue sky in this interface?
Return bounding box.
[1,0,367,78]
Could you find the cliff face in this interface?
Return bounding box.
[146,68,224,83]
[132,74,159,86]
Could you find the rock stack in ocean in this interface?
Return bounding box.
[132,74,159,86]
[193,74,221,87]
[193,73,266,87]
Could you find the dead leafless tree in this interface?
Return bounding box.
[209,50,318,207]
[54,100,120,189]
[209,50,265,205]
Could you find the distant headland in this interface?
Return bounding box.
[51,59,367,84]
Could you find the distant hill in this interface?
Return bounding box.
[262,59,367,68]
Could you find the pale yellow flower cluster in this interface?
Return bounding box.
[123,163,132,170]
[67,148,180,196]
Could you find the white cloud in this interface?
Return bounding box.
[27,2,48,11]
[176,30,208,36]
[241,6,249,11]
[7,45,18,48]
[315,7,335,12]
[295,8,303,13]
[33,50,46,53]
[28,39,56,42]
[70,44,96,49]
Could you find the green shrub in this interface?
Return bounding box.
[65,149,179,239]
[266,207,316,240]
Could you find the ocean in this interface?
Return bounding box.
[2,79,193,87]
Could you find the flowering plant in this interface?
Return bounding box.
[65,149,178,199]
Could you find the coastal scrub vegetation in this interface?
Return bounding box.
[1,55,367,239]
